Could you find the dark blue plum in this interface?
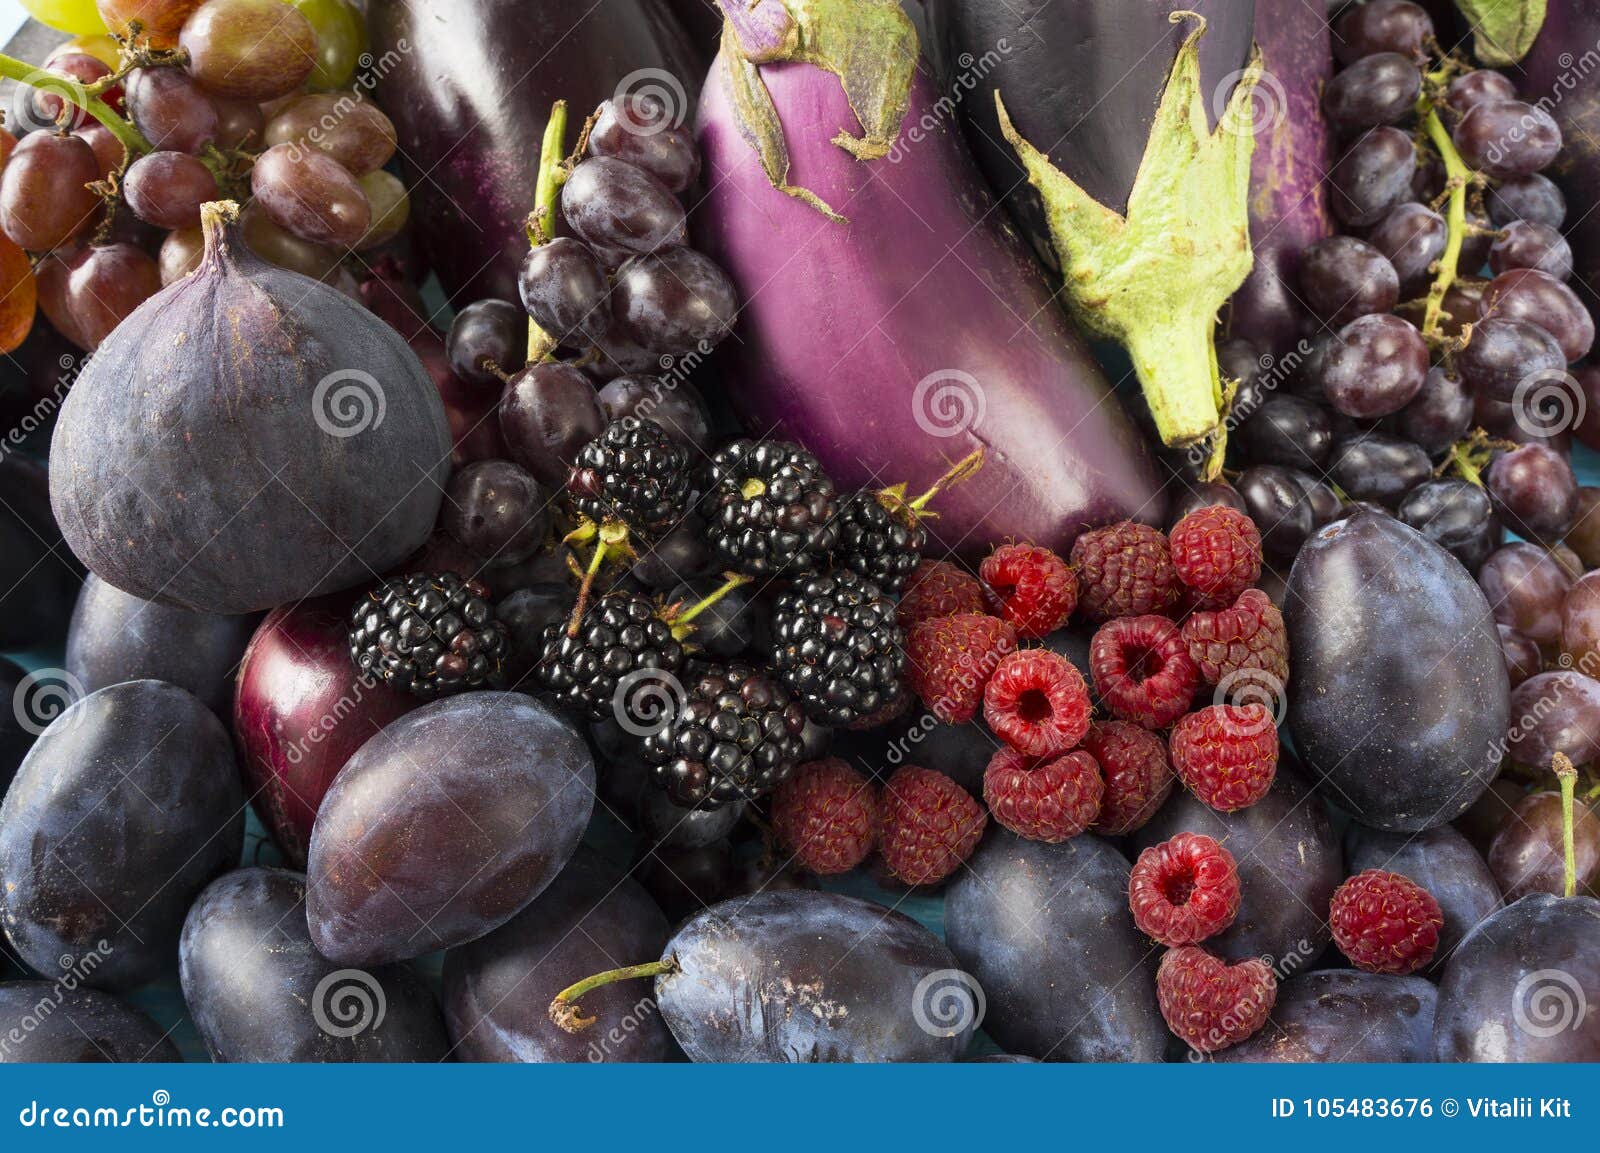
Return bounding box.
[1213,971,1436,1062]
[0,982,179,1062]
[945,830,1165,1062]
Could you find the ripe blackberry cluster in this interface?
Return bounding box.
[349,573,509,699]
[703,439,840,576]
[641,662,808,808]
[533,592,686,720]
[771,570,906,728]
[567,416,691,534]
[834,488,926,593]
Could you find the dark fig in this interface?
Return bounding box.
[306,692,594,966]
[945,830,1165,1062]
[0,983,180,1063]
[48,201,451,614]
[443,848,677,1062]
[180,867,449,1062]
[1288,512,1508,830]
[0,680,243,989]
[66,573,256,716]
[1212,971,1436,1063]
[550,890,973,1063]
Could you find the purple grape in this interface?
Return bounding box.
[1334,0,1434,63]
[497,361,605,487]
[1487,443,1578,540]
[1329,126,1417,227]
[447,300,529,390]
[1489,220,1573,280]
[124,67,218,155]
[1397,479,1501,573]
[612,247,738,352]
[1366,203,1445,298]
[1453,100,1562,178]
[1482,268,1594,362]
[1498,624,1541,687]
[1444,70,1517,122]
[595,375,713,450]
[517,237,610,347]
[1479,542,1571,644]
[1323,52,1422,131]
[588,95,701,194]
[1327,432,1432,508]
[1488,174,1565,228]
[1456,317,1566,401]
[1320,313,1428,419]
[1237,395,1332,469]
[1390,366,1473,456]
[1236,465,1315,561]
[442,459,550,564]
[561,157,687,256]
[1299,235,1399,323]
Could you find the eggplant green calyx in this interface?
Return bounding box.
[1454,0,1546,67]
[716,0,919,221]
[994,12,1260,462]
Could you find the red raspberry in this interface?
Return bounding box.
[878,766,987,886]
[770,758,879,875]
[1181,588,1289,691]
[1169,704,1279,812]
[1081,721,1175,835]
[1329,869,1444,975]
[1156,947,1277,1053]
[1069,521,1179,621]
[905,613,1018,724]
[982,648,1091,757]
[1129,832,1241,946]
[1169,505,1262,608]
[1089,615,1199,729]
[982,747,1103,842]
[896,559,987,630]
[980,543,1078,637]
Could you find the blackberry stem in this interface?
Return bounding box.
[567,520,631,635]
[1555,752,1578,899]
[548,958,678,1033]
[903,447,986,513]
[668,572,754,641]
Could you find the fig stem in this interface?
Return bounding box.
[1555,752,1579,899]
[668,572,754,641]
[1417,98,1470,341]
[527,100,570,364]
[903,447,986,513]
[0,51,151,156]
[548,958,678,1034]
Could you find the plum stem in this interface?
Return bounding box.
[548,958,678,1033]
[526,100,570,364]
[1555,752,1579,899]
[0,51,151,156]
[668,572,754,641]
[1416,96,1471,342]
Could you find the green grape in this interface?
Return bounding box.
[356,170,409,250]
[21,0,107,36]
[290,0,366,91]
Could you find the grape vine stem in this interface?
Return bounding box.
[0,51,151,157]
[1417,90,1470,341]
[526,100,569,363]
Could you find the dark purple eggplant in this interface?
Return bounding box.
[924,0,1259,451]
[1228,0,1336,355]
[367,0,700,303]
[695,2,1164,555]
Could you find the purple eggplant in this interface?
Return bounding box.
[366,0,700,303]
[694,2,1164,555]
[924,1,1260,453]
[1518,3,1599,324]
[1228,0,1336,356]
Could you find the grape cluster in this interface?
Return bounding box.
[0,0,400,352]
[1200,0,1591,579]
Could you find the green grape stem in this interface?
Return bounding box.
[1555,752,1579,899]
[526,100,569,364]
[1416,85,1471,342]
[0,51,151,157]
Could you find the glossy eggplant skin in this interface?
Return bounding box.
[1433,894,1600,1062]
[1213,971,1437,1063]
[1345,824,1503,972]
[367,0,699,303]
[1520,2,1600,325]
[945,830,1166,1062]
[923,0,1256,265]
[442,848,677,1063]
[0,983,180,1063]
[1287,512,1508,831]
[656,890,972,1062]
[1229,0,1335,354]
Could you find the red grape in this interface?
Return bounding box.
[249,143,371,249]
[180,0,317,102]
[1486,443,1578,541]
[125,67,219,155]
[159,226,205,284]
[0,132,101,252]
[264,94,398,176]
[1479,543,1572,644]
[123,151,218,230]
[1482,268,1594,362]
[62,243,163,350]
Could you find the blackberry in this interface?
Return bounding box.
[534,592,687,722]
[835,489,926,592]
[642,662,807,808]
[703,439,839,576]
[771,570,907,727]
[568,416,691,534]
[349,573,509,698]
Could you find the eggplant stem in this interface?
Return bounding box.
[1555,752,1579,899]
[1418,101,1471,341]
[1123,309,1228,458]
[0,51,150,156]
[905,447,986,513]
[548,958,678,1033]
[527,100,570,364]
